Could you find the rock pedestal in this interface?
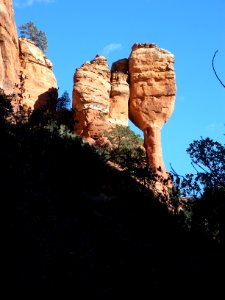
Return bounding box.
[129,43,176,174]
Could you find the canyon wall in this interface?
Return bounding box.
[0,0,20,94]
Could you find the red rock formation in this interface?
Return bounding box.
[129,43,176,174]
[73,44,176,175]
[72,54,111,140]
[109,59,129,126]
[73,56,130,140]
[0,0,57,112]
[19,38,57,110]
[0,0,20,94]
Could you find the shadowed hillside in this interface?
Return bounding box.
[1,98,223,297]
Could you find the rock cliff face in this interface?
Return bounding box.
[19,38,57,110]
[72,55,111,140]
[73,43,176,174]
[129,43,176,174]
[0,0,57,111]
[72,55,130,141]
[0,0,20,94]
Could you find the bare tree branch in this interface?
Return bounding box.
[212,50,225,88]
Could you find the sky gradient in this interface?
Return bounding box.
[13,0,225,175]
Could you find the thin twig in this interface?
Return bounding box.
[212,50,225,88]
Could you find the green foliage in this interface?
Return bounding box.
[19,21,48,53]
[105,125,144,149]
[103,125,146,171]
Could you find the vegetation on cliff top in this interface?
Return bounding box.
[19,21,48,53]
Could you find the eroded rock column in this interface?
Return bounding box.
[72,55,111,141]
[129,43,176,174]
[109,59,129,126]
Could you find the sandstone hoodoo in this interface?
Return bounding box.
[73,43,176,174]
[72,54,111,141]
[0,0,57,111]
[72,55,130,141]
[129,43,176,174]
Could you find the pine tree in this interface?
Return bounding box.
[19,21,48,53]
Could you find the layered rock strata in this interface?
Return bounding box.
[129,43,176,174]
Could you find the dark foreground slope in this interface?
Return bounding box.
[2,121,224,297]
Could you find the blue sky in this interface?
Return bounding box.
[13,0,225,175]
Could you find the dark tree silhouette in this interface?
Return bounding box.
[56,91,71,111]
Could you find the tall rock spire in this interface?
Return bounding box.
[129,43,176,174]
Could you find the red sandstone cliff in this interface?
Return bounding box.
[0,0,20,94]
[19,38,57,110]
[0,0,57,110]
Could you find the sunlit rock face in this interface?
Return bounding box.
[109,59,129,126]
[0,0,20,94]
[73,43,176,174]
[0,0,58,112]
[72,54,112,140]
[19,38,57,110]
[129,43,176,174]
